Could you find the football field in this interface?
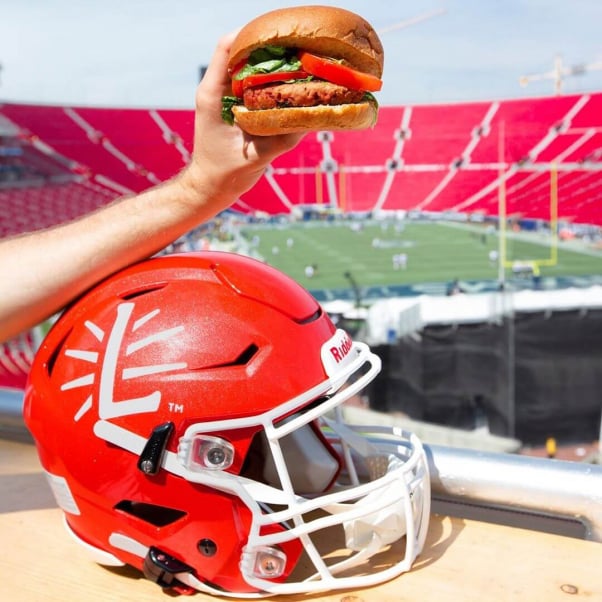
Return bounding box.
[240,220,602,295]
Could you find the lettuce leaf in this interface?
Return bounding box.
[221,96,239,125]
[234,46,301,80]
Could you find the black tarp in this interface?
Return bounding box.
[369,309,602,445]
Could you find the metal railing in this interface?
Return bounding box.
[425,444,602,542]
[2,389,601,542]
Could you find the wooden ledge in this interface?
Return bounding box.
[1,438,600,601]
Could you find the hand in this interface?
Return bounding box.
[0,31,306,343]
[181,31,305,210]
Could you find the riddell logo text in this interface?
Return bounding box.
[329,333,353,363]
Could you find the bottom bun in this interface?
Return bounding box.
[232,102,378,136]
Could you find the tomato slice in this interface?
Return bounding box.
[242,70,309,90]
[299,51,382,92]
[232,78,244,98]
[230,60,246,97]
[231,66,309,97]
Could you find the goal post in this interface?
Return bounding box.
[499,161,559,276]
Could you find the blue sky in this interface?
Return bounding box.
[1,0,601,108]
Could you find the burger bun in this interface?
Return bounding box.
[228,5,384,78]
[232,101,378,136]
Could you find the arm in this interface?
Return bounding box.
[0,32,303,342]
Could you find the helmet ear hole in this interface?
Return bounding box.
[114,500,187,528]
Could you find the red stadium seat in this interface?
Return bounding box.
[0,332,35,390]
[1,92,601,229]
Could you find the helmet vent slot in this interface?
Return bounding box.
[121,284,167,300]
[234,343,259,365]
[46,331,71,377]
[190,343,259,371]
[114,500,186,527]
[297,308,322,325]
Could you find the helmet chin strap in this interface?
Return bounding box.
[107,533,266,599]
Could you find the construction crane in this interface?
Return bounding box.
[519,55,602,95]
[377,8,446,35]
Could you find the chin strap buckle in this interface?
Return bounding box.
[143,546,194,593]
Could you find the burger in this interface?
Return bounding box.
[221,5,384,136]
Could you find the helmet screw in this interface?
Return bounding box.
[207,447,226,465]
[198,538,217,557]
[139,459,154,474]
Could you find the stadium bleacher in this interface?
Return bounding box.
[0,180,116,237]
[0,91,601,238]
[0,331,36,390]
[0,92,600,391]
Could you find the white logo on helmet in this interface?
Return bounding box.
[59,302,187,422]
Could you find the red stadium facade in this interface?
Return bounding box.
[1,92,601,239]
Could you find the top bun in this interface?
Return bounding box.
[228,5,384,78]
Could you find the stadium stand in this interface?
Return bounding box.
[0,180,116,237]
[1,92,601,234]
[0,331,36,390]
[0,94,600,442]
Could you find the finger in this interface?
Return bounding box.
[252,132,306,159]
[273,132,306,154]
[199,30,240,96]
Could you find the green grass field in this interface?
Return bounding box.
[240,220,602,292]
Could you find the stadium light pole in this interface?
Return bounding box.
[497,120,507,289]
[344,271,362,309]
[497,119,516,438]
[599,412,602,464]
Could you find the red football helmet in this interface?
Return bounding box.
[24,251,430,597]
